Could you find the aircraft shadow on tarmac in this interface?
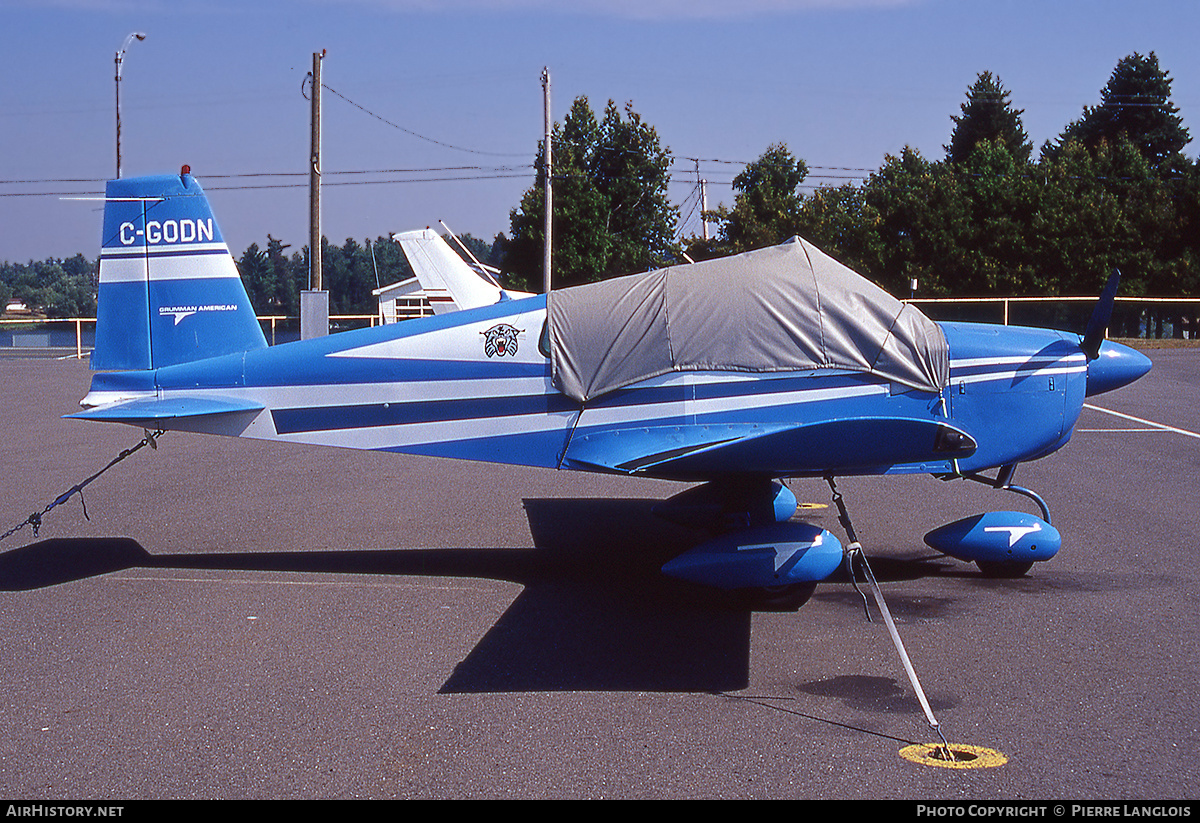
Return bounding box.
[0,498,997,694]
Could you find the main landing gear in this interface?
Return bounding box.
[654,477,843,610]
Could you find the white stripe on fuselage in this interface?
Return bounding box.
[950,353,1086,386]
[951,354,1083,368]
[163,369,889,451]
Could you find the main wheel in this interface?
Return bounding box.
[976,560,1034,578]
[742,582,818,610]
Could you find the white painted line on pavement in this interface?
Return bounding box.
[1083,404,1200,440]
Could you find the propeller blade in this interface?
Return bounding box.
[1081,269,1121,360]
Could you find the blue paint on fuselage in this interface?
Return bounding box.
[940,322,1087,472]
[155,293,549,392]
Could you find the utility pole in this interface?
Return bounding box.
[542,67,552,294]
[310,49,323,294]
[696,159,710,242]
[301,49,329,340]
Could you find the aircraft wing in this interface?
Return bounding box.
[562,416,976,478]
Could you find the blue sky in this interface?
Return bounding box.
[3,0,1198,264]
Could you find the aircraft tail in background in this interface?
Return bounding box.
[91,169,267,371]
[393,228,531,314]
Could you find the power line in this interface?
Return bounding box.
[212,173,534,192]
[1,167,865,191]
[319,81,530,158]
[0,165,531,185]
[0,166,537,197]
[0,158,872,197]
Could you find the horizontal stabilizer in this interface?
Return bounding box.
[67,396,264,424]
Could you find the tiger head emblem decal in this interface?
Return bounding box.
[481,324,522,357]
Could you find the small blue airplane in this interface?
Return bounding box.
[69,169,1152,607]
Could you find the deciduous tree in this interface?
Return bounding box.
[503,96,677,290]
[695,143,808,256]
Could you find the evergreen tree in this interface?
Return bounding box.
[505,100,611,291]
[238,243,271,313]
[237,235,302,316]
[954,138,1044,294]
[1055,52,1190,170]
[793,182,883,277]
[946,72,1032,164]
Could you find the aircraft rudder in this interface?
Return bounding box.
[394,228,507,313]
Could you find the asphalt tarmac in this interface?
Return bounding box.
[0,350,1196,799]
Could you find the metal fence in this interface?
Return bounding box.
[3,296,1198,359]
[910,296,1200,341]
[0,314,384,358]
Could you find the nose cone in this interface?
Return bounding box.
[1086,340,1152,396]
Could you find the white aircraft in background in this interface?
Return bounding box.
[384,227,532,316]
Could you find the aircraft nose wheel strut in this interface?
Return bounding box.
[825,476,958,762]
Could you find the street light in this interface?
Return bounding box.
[115,32,147,179]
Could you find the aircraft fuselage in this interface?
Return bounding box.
[78,294,1149,484]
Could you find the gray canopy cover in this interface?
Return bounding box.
[547,237,948,403]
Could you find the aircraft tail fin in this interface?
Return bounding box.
[92,169,267,370]
[394,229,518,314]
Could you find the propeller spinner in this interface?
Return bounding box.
[1080,270,1152,396]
